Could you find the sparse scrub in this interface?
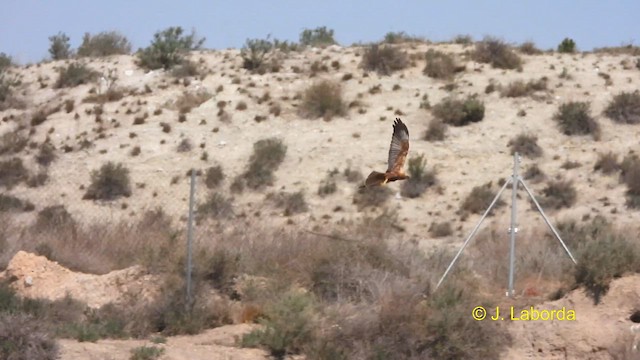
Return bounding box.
[83,162,132,200]
[204,165,224,189]
[317,173,337,197]
[267,191,309,216]
[519,41,543,55]
[400,154,436,198]
[137,26,205,70]
[537,179,577,210]
[197,192,234,220]
[424,119,447,141]
[299,80,346,120]
[35,142,57,166]
[241,138,287,190]
[77,31,132,57]
[523,164,545,183]
[173,90,212,113]
[603,91,640,124]
[55,62,98,88]
[461,182,504,215]
[622,155,640,208]
[432,95,485,126]
[473,37,522,69]
[0,157,28,188]
[0,313,59,360]
[423,49,463,79]
[383,31,422,44]
[48,31,72,60]
[35,205,75,230]
[553,102,600,139]
[507,133,542,158]
[299,26,336,47]
[0,194,33,213]
[176,138,192,152]
[353,186,393,210]
[241,37,281,74]
[360,44,408,75]
[130,346,165,360]
[429,221,453,237]
[557,38,577,53]
[0,131,28,155]
[500,78,547,98]
[594,152,620,175]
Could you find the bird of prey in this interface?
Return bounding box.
[361,118,410,188]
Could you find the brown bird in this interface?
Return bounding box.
[361,118,410,188]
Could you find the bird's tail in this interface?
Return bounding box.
[361,171,387,188]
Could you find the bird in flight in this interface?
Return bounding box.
[361,118,410,188]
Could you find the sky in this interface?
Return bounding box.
[1,0,639,64]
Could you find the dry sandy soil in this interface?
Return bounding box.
[2,41,640,359]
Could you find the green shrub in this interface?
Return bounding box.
[603,91,640,124]
[432,95,485,126]
[77,31,132,57]
[473,37,522,69]
[360,44,408,75]
[383,31,422,44]
[83,162,132,200]
[557,38,577,53]
[553,102,600,139]
[197,192,234,220]
[0,313,58,360]
[299,80,346,120]
[0,53,12,71]
[137,26,205,70]
[299,26,336,47]
[461,182,504,215]
[130,346,165,360]
[240,138,287,190]
[400,154,436,198]
[537,179,577,210]
[423,49,462,79]
[241,37,277,74]
[55,62,98,88]
[48,31,72,60]
[507,133,542,158]
[35,205,75,230]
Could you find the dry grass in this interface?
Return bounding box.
[500,78,547,98]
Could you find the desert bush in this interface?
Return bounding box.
[197,192,234,220]
[360,44,408,76]
[299,26,336,47]
[27,171,49,188]
[0,194,33,213]
[35,205,75,230]
[137,26,205,70]
[603,91,640,124]
[0,71,24,111]
[472,37,522,69]
[429,221,453,237]
[241,37,280,74]
[171,59,203,78]
[461,182,504,215]
[557,38,577,53]
[523,164,545,183]
[55,62,98,88]
[35,142,56,166]
[507,133,542,158]
[240,138,287,190]
[383,31,422,44]
[553,102,600,139]
[594,152,619,175]
[83,162,132,200]
[424,119,447,141]
[267,191,308,216]
[173,90,212,113]
[299,80,346,120]
[0,53,12,71]
[423,49,462,79]
[622,155,640,208]
[537,179,577,210]
[0,313,59,360]
[432,95,485,126]
[0,132,28,155]
[48,31,72,60]
[317,173,337,197]
[500,78,547,98]
[0,157,28,188]
[453,34,474,45]
[353,186,393,210]
[130,346,165,360]
[518,41,543,55]
[400,154,436,198]
[77,31,132,57]
[204,165,224,189]
[176,138,192,153]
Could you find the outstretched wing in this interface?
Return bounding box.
[386,118,410,174]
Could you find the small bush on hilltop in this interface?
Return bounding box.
[299,26,336,47]
[473,37,522,69]
[360,44,409,76]
[400,154,437,198]
[299,80,346,120]
[77,31,132,57]
[603,91,640,124]
[137,26,205,70]
[55,62,99,88]
[553,101,600,140]
[83,162,132,200]
[557,38,577,53]
[432,95,485,126]
[424,49,463,79]
[48,31,72,60]
[241,37,281,74]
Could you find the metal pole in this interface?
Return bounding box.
[507,153,520,298]
[186,169,196,308]
[519,178,578,265]
[435,177,512,290]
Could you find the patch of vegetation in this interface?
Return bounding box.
[240,37,281,74]
[0,131,28,155]
[360,44,408,75]
[423,49,463,79]
[594,152,619,175]
[173,90,212,113]
[35,205,75,230]
[432,95,485,126]
[424,119,447,141]
[472,37,522,69]
[353,185,393,210]
[461,182,504,215]
[83,162,132,200]
[299,26,336,47]
[603,91,640,124]
[237,138,287,190]
[197,192,234,220]
[267,191,309,216]
[0,157,28,189]
[523,163,545,183]
[55,62,98,88]
[383,31,422,44]
[299,80,346,120]
[0,70,24,111]
[77,31,132,57]
[557,38,577,53]
[553,102,600,140]
[317,173,337,197]
[500,78,547,98]
[137,26,205,70]
[0,194,33,213]
[622,155,640,208]
[0,313,59,360]
[204,165,224,189]
[518,41,543,55]
[48,31,72,60]
[400,154,437,198]
[507,133,542,158]
[429,221,453,237]
[537,179,577,210]
[35,142,56,166]
[130,345,165,360]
